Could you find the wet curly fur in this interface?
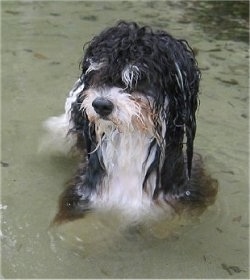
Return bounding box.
[44,21,218,224]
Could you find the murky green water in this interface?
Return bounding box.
[1,1,249,278]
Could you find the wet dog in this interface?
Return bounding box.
[44,21,218,224]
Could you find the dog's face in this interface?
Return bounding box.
[78,54,173,152]
[82,86,154,132]
[80,85,167,155]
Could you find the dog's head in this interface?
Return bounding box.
[72,21,200,180]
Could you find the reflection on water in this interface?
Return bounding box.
[1,1,249,279]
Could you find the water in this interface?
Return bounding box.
[1,1,249,278]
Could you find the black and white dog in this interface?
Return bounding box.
[44,21,217,224]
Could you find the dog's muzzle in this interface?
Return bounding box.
[92,97,114,117]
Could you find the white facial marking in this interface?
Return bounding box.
[81,87,152,131]
[122,64,141,89]
[86,59,105,74]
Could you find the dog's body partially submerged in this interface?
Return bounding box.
[44,22,218,224]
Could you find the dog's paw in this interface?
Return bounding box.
[53,183,92,225]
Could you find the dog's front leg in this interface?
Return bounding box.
[53,157,100,224]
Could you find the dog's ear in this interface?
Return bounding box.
[70,92,95,157]
[173,43,200,178]
[67,78,89,154]
[162,38,202,196]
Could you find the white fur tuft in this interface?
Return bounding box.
[86,58,105,74]
[39,79,84,154]
[122,64,141,89]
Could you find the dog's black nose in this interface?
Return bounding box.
[92,97,114,117]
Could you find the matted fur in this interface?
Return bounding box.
[43,21,218,224]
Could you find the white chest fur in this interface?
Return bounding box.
[93,124,157,213]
